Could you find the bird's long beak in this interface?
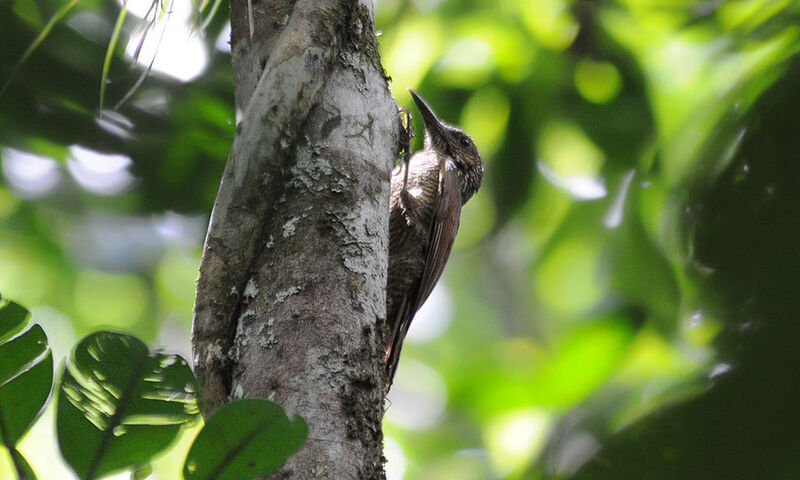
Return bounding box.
[409,89,451,143]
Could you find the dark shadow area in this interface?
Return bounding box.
[565,59,800,480]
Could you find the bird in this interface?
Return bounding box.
[385,89,484,384]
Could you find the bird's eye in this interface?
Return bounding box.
[459,137,471,147]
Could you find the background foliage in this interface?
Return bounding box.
[1,0,799,478]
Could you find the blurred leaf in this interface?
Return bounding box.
[99,3,127,110]
[528,314,636,408]
[453,16,534,83]
[73,270,149,332]
[460,87,510,158]
[0,0,79,98]
[131,462,153,480]
[11,0,42,28]
[0,300,53,448]
[534,233,605,318]
[194,0,224,32]
[0,300,29,342]
[436,37,495,87]
[485,409,551,474]
[383,17,443,98]
[538,121,604,180]
[154,250,201,322]
[607,210,681,333]
[574,60,622,104]
[57,331,200,480]
[453,193,495,249]
[518,0,578,51]
[183,399,307,480]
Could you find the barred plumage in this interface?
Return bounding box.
[385,90,484,384]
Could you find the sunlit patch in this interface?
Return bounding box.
[152,211,207,246]
[485,409,551,475]
[411,0,445,12]
[18,406,81,479]
[460,87,510,158]
[535,236,604,317]
[118,0,158,19]
[124,1,208,82]
[614,328,699,383]
[574,59,622,104]
[384,18,442,99]
[436,38,494,87]
[96,110,134,139]
[683,309,722,346]
[375,0,401,25]
[30,306,78,368]
[709,362,732,378]
[66,11,113,45]
[603,169,636,228]
[546,431,600,476]
[73,270,149,329]
[423,449,495,479]
[67,145,135,195]
[454,191,495,248]
[67,211,204,274]
[536,121,606,200]
[384,436,407,480]
[538,161,606,200]
[450,17,534,83]
[406,283,453,343]
[386,360,447,430]
[1,147,61,198]
[155,248,203,322]
[520,0,579,51]
[527,317,634,407]
[132,89,170,115]
[215,22,231,52]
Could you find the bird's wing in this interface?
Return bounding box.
[386,161,462,381]
[413,162,462,312]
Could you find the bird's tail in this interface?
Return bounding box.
[384,295,413,387]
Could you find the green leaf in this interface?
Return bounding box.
[9,447,38,480]
[99,3,127,110]
[183,399,308,480]
[527,314,636,408]
[57,331,200,480]
[194,0,223,32]
[11,0,43,29]
[0,301,29,342]
[130,462,153,480]
[0,300,53,449]
[0,0,79,98]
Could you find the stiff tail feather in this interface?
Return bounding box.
[385,294,413,385]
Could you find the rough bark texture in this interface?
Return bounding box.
[191,0,398,478]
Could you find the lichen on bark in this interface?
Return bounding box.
[191,0,398,478]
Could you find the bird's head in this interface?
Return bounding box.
[409,89,484,202]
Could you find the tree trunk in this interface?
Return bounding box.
[191,0,399,478]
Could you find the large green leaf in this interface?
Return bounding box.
[183,399,307,480]
[57,331,200,480]
[0,300,30,342]
[8,448,37,480]
[0,300,53,449]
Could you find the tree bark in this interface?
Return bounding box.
[191,0,399,478]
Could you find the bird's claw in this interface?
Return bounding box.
[398,106,414,196]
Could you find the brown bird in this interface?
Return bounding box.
[385,89,484,383]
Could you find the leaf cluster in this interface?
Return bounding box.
[0,298,306,480]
